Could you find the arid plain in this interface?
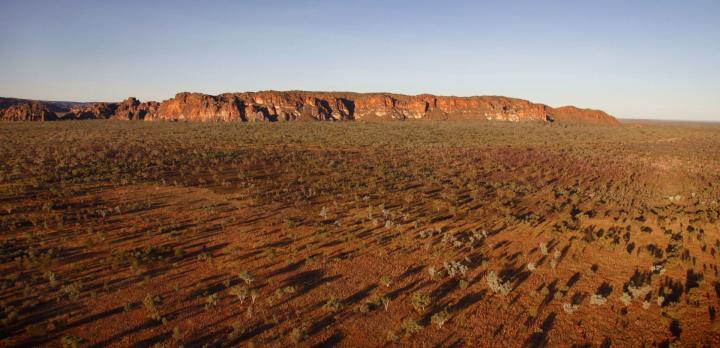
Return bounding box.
[1,119,719,347]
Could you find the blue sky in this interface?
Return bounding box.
[1,0,718,120]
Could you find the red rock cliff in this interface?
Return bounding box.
[152,91,618,124]
[0,91,619,124]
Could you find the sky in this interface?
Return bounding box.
[0,0,718,120]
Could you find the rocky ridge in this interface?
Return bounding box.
[0,91,619,124]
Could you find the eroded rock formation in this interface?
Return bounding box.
[0,91,619,124]
[64,97,159,120]
[0,101,57,121]
[151,91,618,124]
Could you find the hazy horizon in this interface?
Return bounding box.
[1,0,718,121]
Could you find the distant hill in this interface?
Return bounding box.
[0,97,93,113]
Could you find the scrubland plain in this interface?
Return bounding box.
[0,120,719,347]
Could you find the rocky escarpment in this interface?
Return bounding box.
[153,91,618,124]
[0,91,619,124]
[155,92,548,122]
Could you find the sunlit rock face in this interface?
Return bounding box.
[153,91,618,124]
[0,91,619,124]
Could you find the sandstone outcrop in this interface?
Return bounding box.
[151,91,618,124]
[64,97,159,120]
[0,101,57,121]
[0,91,619,124]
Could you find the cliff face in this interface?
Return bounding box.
[151,91,618,124]
[153,93,245,122]
[0,91,619,124]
